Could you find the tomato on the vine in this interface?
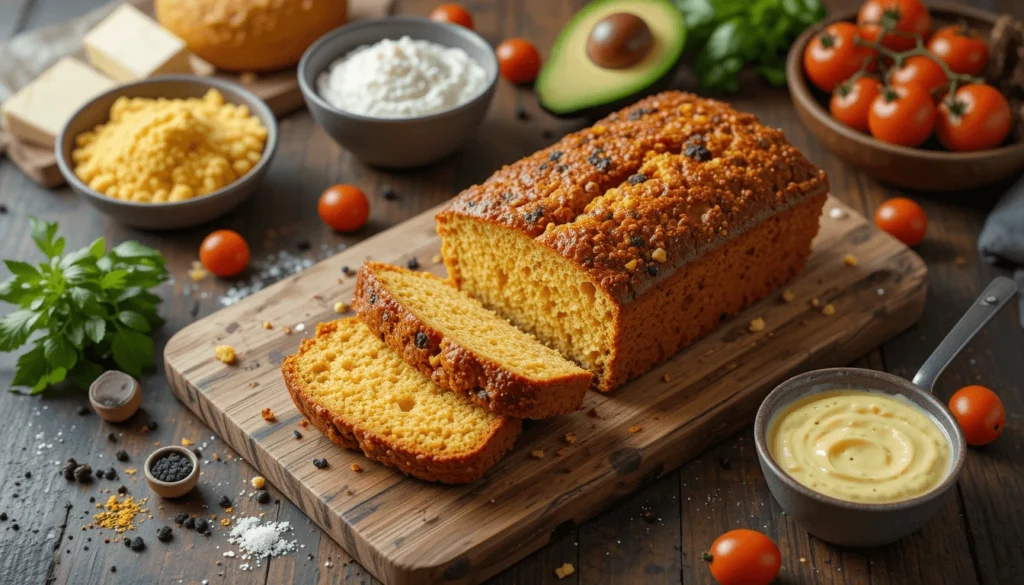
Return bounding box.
[857,0,931,52]
[831,76,881,132]
[868,82,937,147]
[890,55,948,97]
[874,197,927,246]
[936,83,1011,152]
[803,22,876,92]
[706,529,781,585]
[318,185,370,232]
[199,230,250,278]
[496,38,541,84]
[928,24,989,76]
[428,4,473,29]
[949,385,1005,446]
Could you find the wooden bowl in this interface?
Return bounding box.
[786,2,1024,192]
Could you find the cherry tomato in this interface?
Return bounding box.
[706,529,781,585]
[199,230,250,278]
[936,84,1012,152]
[318,184,370,232]
[928,24,989,76]
[874,197,927,246]
[868,82,937,147]
[496,38,541,84]
[857,0,931,52]
[803,22,876,92]
[949,385,1005,446]
[428,4,473,29]
[890,55,948,97]
[831,76,882,132]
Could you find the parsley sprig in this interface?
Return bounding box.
[0,218,168,393]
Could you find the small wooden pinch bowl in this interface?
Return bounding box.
[754,277,1017,546]
[145,446,200,498]
[786,3,1024,192]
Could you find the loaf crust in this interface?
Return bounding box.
[353,263,591,419]
[437,91,829,391]
[282,320,521,484]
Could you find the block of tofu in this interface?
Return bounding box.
[0,57,115,148]
[83,3,191,82]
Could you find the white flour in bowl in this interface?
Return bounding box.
[317,35,488,118]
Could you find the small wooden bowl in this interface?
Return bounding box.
[786,2,1024,192]
[144,446,200,498]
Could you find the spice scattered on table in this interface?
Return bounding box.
[554,562,575,579]
[149,452,193,483]
[781,289,796,303]
[748,317,766,333]
[251,476,266,490]
[93,495,148,533]
[629,425,643,434]
[261,408,276,422]
[406,257,420,270]
[842,253,858,267]
[226,517,297,570]
[822,304,836,316]
[350,463,362,473]
[218,495,233,509]
[256,490,271,504]
[173,512,190,526]
[215,345,237,365]
[156,526,173,542]
[129,536,146,551]
[531,450,545,459]
[115,450,129,462]
[312,458,329,469]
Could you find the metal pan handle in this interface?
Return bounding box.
[913,276,1018,393]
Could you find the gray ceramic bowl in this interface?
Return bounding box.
[754,368,966,547]
[298,17,499,168]
[56,75,278,230]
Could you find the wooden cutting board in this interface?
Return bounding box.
[165,195,927,585]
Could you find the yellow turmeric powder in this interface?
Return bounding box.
[72,89,267,203]
[93,495,148,533]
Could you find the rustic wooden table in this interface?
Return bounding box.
[1,0,1022,584]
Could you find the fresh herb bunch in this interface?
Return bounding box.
[676,0,828,92]
[0,217,168,393]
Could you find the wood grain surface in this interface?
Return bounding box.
[1,1,1022,584]
[162,195,928,584]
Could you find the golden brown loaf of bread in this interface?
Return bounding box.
[437,91,829,392]
[281,318,520,484]
[353,262,592,419]
[155,0,347,72]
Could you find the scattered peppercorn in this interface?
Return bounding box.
[73,464,93,482]
[313,458,329,469]
[718,456,731,471]
[149,453,193,483]
[0,512,6,521]
[130,537,145,551]
[107,433,117,442]
[183,517,196,530]
[193,518,209,534]
[382,187,397,201]
[0,204,8,214]
[218,495,232,508]
[256,490,271,504]
[647,264,659,277]
[117,485,128,495]
[115,450,129,462]
[95,468,106,480]
[76,406,90,416]
[173,512,189,525]
[111,567,116,573]
[415,332,429,349]
[292,430,302,439]
[516,107,529,121]
[341,265,352,275]
[62,459,78,480]
[156,526,173,542]
[11,524,19,531]
[406,257,419,270]
[146,420,159,431]
[684,142,713,162]
[105,467,117,480]
[123,537,132,548]
[296,239,311,252]
[23,471,30,479]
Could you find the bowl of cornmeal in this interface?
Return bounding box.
[56,75,278,230]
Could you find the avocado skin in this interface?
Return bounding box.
[536,0,686,119]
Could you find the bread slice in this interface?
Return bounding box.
[353,262,592,419]
[281,318,521,484]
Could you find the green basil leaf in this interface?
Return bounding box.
[118,310,151,332]
[11,345,47,390]
[69,286,95,309]
[0,309,41,351]
[84,316,106,344]
[29,217,64,259]
[100,270,128,290]
[31,366,67,394]
[70,359,105,389]
[43,334,78,370]
[4,260,39,278]
[88,237,106,259]
[67,321,85,348]
[111,329,154,377]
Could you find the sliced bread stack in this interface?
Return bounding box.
[282,262,591,484]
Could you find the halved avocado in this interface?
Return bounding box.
[536,0,685,118]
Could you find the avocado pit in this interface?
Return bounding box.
[586,12,653,69]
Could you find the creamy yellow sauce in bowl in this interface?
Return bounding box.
[768,390,952,504]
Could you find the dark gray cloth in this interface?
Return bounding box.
[978,173,1024,328]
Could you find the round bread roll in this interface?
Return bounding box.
[155,0,348,72]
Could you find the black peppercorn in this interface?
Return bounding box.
[62,459,78,480]
[341,265,351,275]
[684,142,713,162]
[115,450,129,462]
[193,518,209,533]
[111,567,116,573]
[123,537,132,548]
[0,512,7,521]
[256,490,271,504]
[94,469,105,480]
[105,467,117,480]
[183,517,196,530]
[117,485,128,495]
[23,472,30,479]
[414,332,429,349]
[149,453,193,483]
[76,406,90,416]
[292,430,302,440]
[297,239,311,252]
[173,512,189,526]
[107,432,117,442]
[516,107,529,121]
[382,187,397,201]
[156,526,173,542]
[647,264,659,277]
[146,421,158,431]
[218,495,232,508]
[130,537,145,551]
[73,465,93,482]
[406,257,419,270]
[313,458,329,469]
[631,236,644,247]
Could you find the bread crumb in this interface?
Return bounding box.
[748,317,765,332]
[564,433,577,445]
[629,425,643,433]
[261,408,276,422]
[545,222,555,233]
[782,289,796,303]
[212,453,221,461]
[531,450,545,459]
[350,463,362,473]
[843,253,858,267]
[188,261,207,282]
[181,438,193,447]
[555,563,575,579]
[822,304,836,316]
[124,468,137,476]
[300,419,309,428]
[263,321,273,330]
[651,247,667,263]
[662,373,671,382]
[283,326,292,335]
[800,557,807,563]
[333,301,349,313]
[215,345,236,365]
[251,476,265,489]
[432,254,443,264]
[220,518,232,527]
[810,297,821,308]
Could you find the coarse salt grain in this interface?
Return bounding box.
[226,517,297,567]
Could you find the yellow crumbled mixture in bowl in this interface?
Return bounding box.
[71,89,267,204]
